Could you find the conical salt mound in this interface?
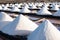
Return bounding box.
[0,12,13,30]
[24,4,29,8]
[0,5,3,10]
[20,6,31,13]
[11,6,20,12]
[29,4,37,9]
[42,3,49,10]
[28,19,60,40]
[36,6,52,15]
[1,14,38,35]
[2,6,11,11]
[0,12,13,21]
[53,9,60,16]
[49,3,54,8]
[50,4,59,11]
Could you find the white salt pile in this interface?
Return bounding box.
[28,19,60,40]
[36,6,52,15]
[0,12,13,30]
[53,9,60,16]
[1,14,38,36]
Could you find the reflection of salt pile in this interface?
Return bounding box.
[28,19,60,40]
[53,9,60,16]
[36,6,52,15]
[0,12,13,30]
[1,14,38,36]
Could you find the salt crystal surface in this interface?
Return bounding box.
[28,19,60,40]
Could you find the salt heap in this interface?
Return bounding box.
[0,12,13,30]
[28,19,60,40]
[37,3,43,7]
[29,4,37,9]
[0,12,13,21]
[53,9,60,16]
[0,5,3,10]
[1,4,5,8]
[16,4,22,8]
[50,4,59,11]
[9,4,15,8]
[20,5,31,13]
[42,3,49,10]
[2,6,11,11]
[10,6,20,12]
[5,4,9,7]
[36,6,52,15]
[1,14,38,35]
[49,3,54,8]
[24,3,29,8]
[18,3,23,8]
[14,3,19,7]
[37,3,43,9]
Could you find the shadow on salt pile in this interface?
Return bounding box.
[57,27,60,31]
[0,30,31,40]
[0,21,11,30]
